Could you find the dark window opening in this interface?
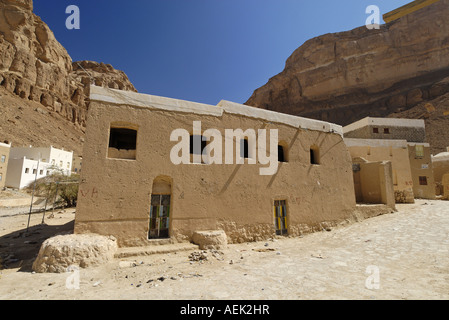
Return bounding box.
[384,128,390,134]
[108,127,137,160]
[278,145,287,163]
[241,139,249,159]
[310,147,320,165]
[373,128,379,134]
[189,135,207,155]
[190,135,208,164]
[109,128,137,151]
[419,176,428,186]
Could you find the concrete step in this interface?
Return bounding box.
[115,242,199,259]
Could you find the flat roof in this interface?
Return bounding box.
[343,117,425,134]
[344,138,409,148]
[0,142,11,148]
[10,146,73,153]
[407,142,431,148]
[90,86,343,135]
[432,152,449,161]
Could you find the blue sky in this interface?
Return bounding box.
[34,0,411,105]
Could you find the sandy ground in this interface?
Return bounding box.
[0,189,48,218]
[0,199,448,301]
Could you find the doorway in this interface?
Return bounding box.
[149,194,171,239]
[274,200,288,236]
[149,176,172,240]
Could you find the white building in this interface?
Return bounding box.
[0,141,12,189]
[5,146,73,189]
[72,155,83,174]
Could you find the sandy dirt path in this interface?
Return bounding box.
[0,199,448,300]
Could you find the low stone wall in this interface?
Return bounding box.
[351,204,396,222]
[394,190,415,203]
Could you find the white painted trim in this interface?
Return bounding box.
[344,117,425,134]
[344,138,408,148]
[432,152,449,162]
[90,86,343,135]
[407,142,430,147]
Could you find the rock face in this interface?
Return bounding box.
[0,0,136,138]
[72,61,137,91]
[32,234,118,273]
[71,61,137,104]
[246,0,449,153]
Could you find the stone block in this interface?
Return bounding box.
[32,234,118,273]
[192,230,228,250]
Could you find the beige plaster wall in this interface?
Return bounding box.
[432,159,449,195]
[378,161,395,208]
[75,99,356,247]
[442,173,449,200]
[407,145,435,199]
[0,143,11,189]
[347,144,414,203]
[352,158,395,209]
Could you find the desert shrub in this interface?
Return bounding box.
[25,172,80,208]
[59,181,79,207]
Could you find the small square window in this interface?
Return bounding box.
[384,128,390,134]
[25,168,29,174]
[241,139,249,159]
[278,145,286,163]
[190,135,208,164]
[373,128,379,134]
[190,135,207,155]
[419,176,428,186]
[108,127,138,160]
[310,147,320,165]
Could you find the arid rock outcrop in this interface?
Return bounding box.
[71,61,137,102]
[0,0,136,151]
[246,0,449,154]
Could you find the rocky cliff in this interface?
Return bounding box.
[0,0,136,153]
[246,0,449,154]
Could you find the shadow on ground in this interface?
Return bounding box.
[0,219,74,272]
